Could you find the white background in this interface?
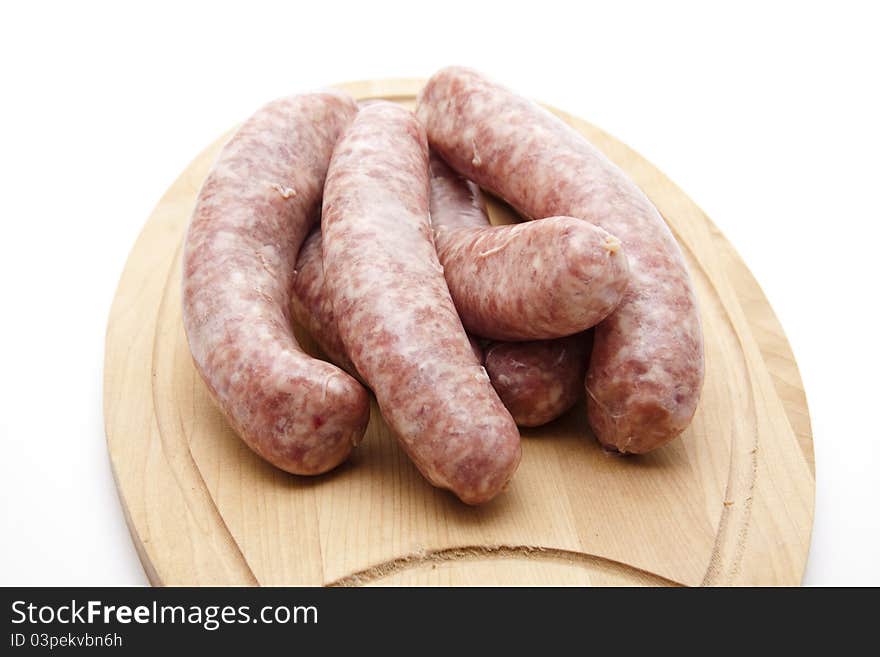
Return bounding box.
[1,1,877,586]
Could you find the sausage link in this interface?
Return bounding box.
[483,333,591,428]
[417,68,705,453]
[182,92,369,475]
[321,102,521,504]
[430,154,629,340]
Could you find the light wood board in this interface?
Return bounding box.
[104,78,815,586]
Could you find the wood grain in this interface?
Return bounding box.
[104,79,814,586]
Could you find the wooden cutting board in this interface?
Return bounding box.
[104,78,815,586]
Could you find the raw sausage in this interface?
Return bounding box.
[429,153,629,341]
[321,102,521,503]
[321,101,521,504]
[417,67,705,453]
[182,92,369,475]
[483,333,591,428]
